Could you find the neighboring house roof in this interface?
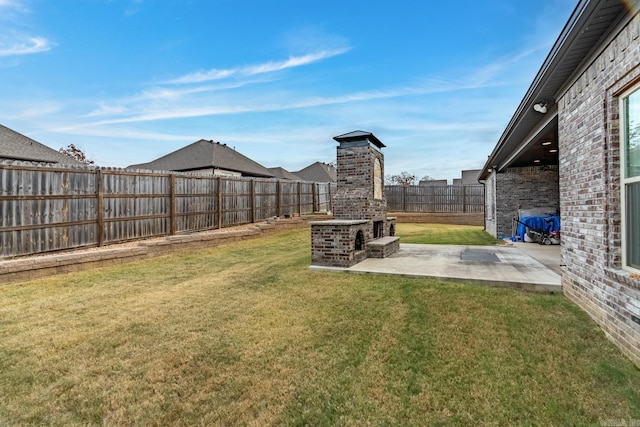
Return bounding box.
[479,0,626,180]
[333,130,385,149]
[293,162,337,182]
[0,124,82,165]
[268,167,301,180]
[128,139,274,177]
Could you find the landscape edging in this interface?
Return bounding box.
[0,217,313,285]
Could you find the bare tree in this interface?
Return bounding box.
[386,171,415,186]
[59,144,95,165]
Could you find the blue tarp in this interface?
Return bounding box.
[516,215,560,241]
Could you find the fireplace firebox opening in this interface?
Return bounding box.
[373,221,384,239]
[355,230,364,251]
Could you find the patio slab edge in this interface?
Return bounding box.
[309,264,561,293]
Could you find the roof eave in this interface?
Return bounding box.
[479,0,612,180]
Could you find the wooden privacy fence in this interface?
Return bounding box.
[385,185,484,213]
[0,162,335,258]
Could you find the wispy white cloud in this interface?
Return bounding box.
[0,0,26,11]
[85,103,130,118]
[86,104,256,125]
[124,0,144,16]
[471,46,545,85]
[79,74,493,126]
[165,69,234,85]
[81,48,357,122]
[86,83,257,118]
[139,79,270,100]
[163,48,350,84]
[243,49,349,75]
[0,36,51,56]
[46,44,535,176]
[50,123,198,142]
[63,75,486,130]
[3,100,63,119]
[382,119,496,134]
[0,1,53,57]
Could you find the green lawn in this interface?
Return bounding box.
[397,223,503,245]
[0,226,638,426]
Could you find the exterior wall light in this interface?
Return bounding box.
[533,102,548,113]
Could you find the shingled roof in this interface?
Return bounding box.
[268,166,301,180]
[0,124,82,165]
[293,162,337,182]
[128,139,274,178]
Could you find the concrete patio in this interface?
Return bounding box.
[309,242,562,293]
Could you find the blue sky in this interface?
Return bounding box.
[0,0,576,181]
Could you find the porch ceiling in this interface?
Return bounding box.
[501,115,559,169]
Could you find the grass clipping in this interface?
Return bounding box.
[0,225,639,426]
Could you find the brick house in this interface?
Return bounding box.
[480,0,640,365]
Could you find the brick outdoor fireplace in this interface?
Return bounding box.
[310,131,399,268]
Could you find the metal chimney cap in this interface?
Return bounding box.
[333,130,385,148]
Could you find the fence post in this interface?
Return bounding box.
[312,182,318,213]
[402,185,407,212]
[96,169,105,247]
[276,180,281,217]
[297,181,302,215]
[462,185,467,213]
[217,176,223,229]
[250,179,256,223]
[328,183,333,213]
[169,174,176,235]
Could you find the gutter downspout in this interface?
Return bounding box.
[478,178,487,232]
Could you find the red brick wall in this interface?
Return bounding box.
[311,221,368,267]
[332,144,388,244]
[559,14,640,366]
[490,166,560,238]
[333,144,387,225]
